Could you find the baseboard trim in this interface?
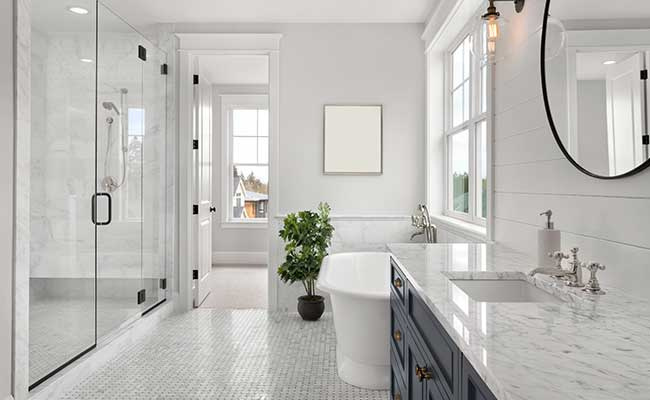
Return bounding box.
[212,251,268,265]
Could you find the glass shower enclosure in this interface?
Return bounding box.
[29,0,168,389]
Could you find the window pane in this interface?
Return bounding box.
[233,109,258,136]
[477,121,488,219]
[463,36,471,81]
[258,109,268,137]
[232,165,269,219]
[481,65,487,114]
[128,108,145,136]
[463,82,470,122]
[452,42,464,88]
[452,88,463,127]
[233,137,258,164]
[258,137,268,164]
[451,130,470,214]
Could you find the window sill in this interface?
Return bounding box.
[431,214,487,242]
[221,221,269,229]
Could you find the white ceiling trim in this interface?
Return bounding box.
[176,33,283,51]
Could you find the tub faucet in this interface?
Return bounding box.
[410,204,437,243]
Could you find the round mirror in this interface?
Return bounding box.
[541,0,650,179]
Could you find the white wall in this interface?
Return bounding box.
[1,1,14,398]
[492,2,650,299]
[172,23,426,308]
[576,80,609,174]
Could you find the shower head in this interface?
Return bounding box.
[102,101,121,115]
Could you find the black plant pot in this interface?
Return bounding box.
[297,295,325,321]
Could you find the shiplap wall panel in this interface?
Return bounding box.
[493,0,650,298]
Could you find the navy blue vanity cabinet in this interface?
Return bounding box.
[390,257,498,400]
[460,356,497,400]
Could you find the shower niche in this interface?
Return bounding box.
[29,0,168,389]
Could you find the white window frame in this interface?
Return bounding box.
[443,15,493,227]
[220,94,269,228]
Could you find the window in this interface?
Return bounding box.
[222,95,269,225]
[445,21,491,225]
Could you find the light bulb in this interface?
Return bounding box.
[486,18,500,41]
[68,6,89,15]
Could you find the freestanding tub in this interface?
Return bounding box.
[317,252,390,390]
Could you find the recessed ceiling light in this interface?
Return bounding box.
[68,6,89,15]
[80,58,93,63]
[603,60,617,65]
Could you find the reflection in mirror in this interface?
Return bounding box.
[543,0,650,177]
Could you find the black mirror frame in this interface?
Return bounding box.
[540,0,650,179]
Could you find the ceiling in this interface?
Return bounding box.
[576,52,637,80]
[101,0,437,26]
[198,55,269,85]
[551,0,650,20]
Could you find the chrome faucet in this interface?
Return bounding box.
[529,248,605,294]
[410,204,437,243]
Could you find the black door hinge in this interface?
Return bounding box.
[137,289,146,305]
[192,204,199,215]
[193,139,199,150]
[161,63,168,75]
[641,69,648,80]
[138,45,147,61]
[192,269,199,280]
[643,134,649,145]
[159,278,167,290]
[193,74,199,85]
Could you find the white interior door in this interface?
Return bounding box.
[605,52,645,175]
[192,77,214,307]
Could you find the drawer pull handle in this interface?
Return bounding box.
[394,393,401,400]
[393,329,402,342]
[415,365,433,382]
[393,277,403,288]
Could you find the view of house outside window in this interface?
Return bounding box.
[231,108,269,220]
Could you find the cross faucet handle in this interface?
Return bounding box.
[548,251,569,269]
[581,262,606,295]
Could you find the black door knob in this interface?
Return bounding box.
[209,207,216,213]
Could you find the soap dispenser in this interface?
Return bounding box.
[537,210,561,267]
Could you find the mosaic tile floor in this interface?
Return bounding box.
[57,309,390,400]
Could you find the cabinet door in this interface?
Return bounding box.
[461,356,497,400]
[406,333,426,400]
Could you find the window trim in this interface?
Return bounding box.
[220,94,269,227]
[443,13,493,227]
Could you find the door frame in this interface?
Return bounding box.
[176,33,282,312]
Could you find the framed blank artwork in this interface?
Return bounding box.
[323,105,383,175]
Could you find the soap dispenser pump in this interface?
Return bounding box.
[537,210,561,267]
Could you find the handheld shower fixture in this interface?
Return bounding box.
[102,101,121,115]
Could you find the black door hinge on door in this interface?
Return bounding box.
[192,204,199,215]
[161,63,168,75]
[137,289,146,305]
[193,139,199,150]
[193,269,199,280]
[193,74,199,85]
[642,69,648,80]
[138,45,147,61]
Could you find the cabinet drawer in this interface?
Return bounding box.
[408,287,460,399]
[391,295,407,378]
[391,258,406,303]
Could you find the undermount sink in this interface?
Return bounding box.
[450,279,562,303]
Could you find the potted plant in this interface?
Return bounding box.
[277,202,334,321]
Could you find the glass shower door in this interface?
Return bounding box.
[28,0,97,389]
[96,3,144,339]
[141,40,168,312]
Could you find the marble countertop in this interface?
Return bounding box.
[387,243,650,400]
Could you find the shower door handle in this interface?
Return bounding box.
[92,192,112,226]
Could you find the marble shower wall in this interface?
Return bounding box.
[29,25,168,284]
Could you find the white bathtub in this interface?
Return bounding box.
[317,252,391,390]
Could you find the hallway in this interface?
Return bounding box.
[199,265,268,309]
[57,310,389,400]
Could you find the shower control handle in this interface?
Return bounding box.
[91,192,112,226]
